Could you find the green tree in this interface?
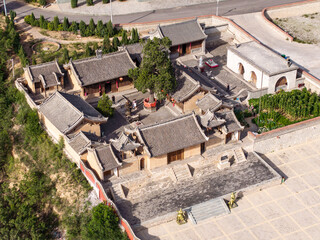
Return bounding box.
[97,93,114,117]
[9,10,16,21]
[39,15,45,28]
[69,21,78,34]
[30,12,36,25]
[63,17,69,31]
[53,16,59,31]
[39,0,46,6]
[106,20,114,37]
[121,30,128,45]
[85,43,92,57]
[128,37,176,102]
[112,36,120,51]
[88,18,95,36]
[62,48,69,64]
[102,35,111,53]
[79,20,86,36]
[95,20,104,37]
[102,0,109,3]
[93,42,98,51]
[81,204,126,240]
[131,28,139,43]
[86,0,93,6]
[71,0,78,8]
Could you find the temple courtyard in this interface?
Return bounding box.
[135,137,320,240]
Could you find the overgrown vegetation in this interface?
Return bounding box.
[249,88,320,133]
[24,0,46,6]
[0,13,127,239]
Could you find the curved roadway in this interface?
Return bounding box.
[6,0,302,24]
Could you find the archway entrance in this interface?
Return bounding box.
[250,71,257,87]
[275,76,288,92]
[238,63,245,76]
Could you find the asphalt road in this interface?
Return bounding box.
[5,0,303,24]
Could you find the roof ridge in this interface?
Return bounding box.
[29,60,57,69]
[160,18,198,28]
[139,113,194,130]
[71,49,127,64]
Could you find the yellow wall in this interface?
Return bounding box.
[148,154,167,170]
[87,150,104,181]
[118,157,140,175]
[24,71,36,93]
[39,113,64,142]
[118,84,134,92]
[184,144,201,159]
[183,92,205,114]
[67,69,82,92]
[205,137,224,150]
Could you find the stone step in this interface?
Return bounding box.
[172,165,192,182]
[110,184,125,202]
[165,101,183,116]
[234,147,246,163]
[186,198,230,224]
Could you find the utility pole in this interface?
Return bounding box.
[3,0,7,16]
[216,0,219,16]
[110,0,113,24]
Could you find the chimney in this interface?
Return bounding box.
[96,50,103,59]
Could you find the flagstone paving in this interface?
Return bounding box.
[136,138,320,239]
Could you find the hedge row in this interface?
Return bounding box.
[24,13,140,42]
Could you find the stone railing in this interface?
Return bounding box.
[15,80,38,109]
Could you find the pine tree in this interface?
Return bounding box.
[63,17,69,31]
[79,20,86,36]
[88,19,95,36]
[30,13,36,26]
[97,94,114,117]
[62,48,69,64]
[102,0,109,3]
[53,16,59,31]
[39,15,45,28]
[71,0,78,8]
[69,21,78,34]
[93,42,98,51]
[39,0,46,6]
[106,20,113,37]
[102,35,111,53]
[85,43,92,57]
[121,30,128,45]
[95,20,104,37]
[112,37,119,51]
[128,37,176,102]
[86,0,93,6]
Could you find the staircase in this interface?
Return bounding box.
[233,147,246,163]
[186,198,230,224]
[110,184,125,203]
[172,164,192,182]
[165,101,183,116]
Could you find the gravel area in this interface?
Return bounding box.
[274,12,320,45]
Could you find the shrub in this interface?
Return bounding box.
[97,93,114,117]
[112,36,120,50]
[86,0,93,6]
[39,0,46,6]
[121,30,128,45]
[69,21,78,34]
[47,22,54,31]
[71,0,78,8]
[87,18,95,36]
[63,17,69,31]
[53,16,59,31]
[102,0,109,3]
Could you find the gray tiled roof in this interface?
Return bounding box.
[158,19,207,46]
[228,41,298,76]
[26,60,63,83]
[215,110,244,133]
[39,72,61,88]
[172,70,201,102]
[125,43,143,63]
[68,131,101,154]
[39,91,107,134]
[199,110,226,128]
[93,144,121,171]
[196,93,222,112]
[67,50,136,86]
[110,132,140,152]
[138,113,208,157]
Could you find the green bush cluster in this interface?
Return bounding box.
[24,13,140,42]
[249,88,320,133]
[24,0,46,6]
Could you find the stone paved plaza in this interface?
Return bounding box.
[136,137,320,240]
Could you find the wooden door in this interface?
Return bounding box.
[111,81,118,93]
[168,149,184,163]
[140,158,145,170]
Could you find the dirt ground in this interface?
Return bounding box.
[273,12,320,45]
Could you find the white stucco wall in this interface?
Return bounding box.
[227,49,297,94]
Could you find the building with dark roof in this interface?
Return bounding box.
[87,144,122,180]
[123,113,208,170]
[38,91,108,142]
[150,19,207,58]
[227,41,299,94]
[64,49,136,99]
[24,60,65,96]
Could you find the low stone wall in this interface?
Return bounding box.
[15,80,38,109]
[303,71,320,94]
[247,87,268,100]
[249,116,320,154]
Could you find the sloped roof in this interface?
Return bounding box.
[39,91,108,134]
[228,41,298,76]
[68,131,101,154]
[172,70,201,102]
[199,110,226,128]
[125,43,143,63]
[137,113,208,157]
[196,92,222,112]
[215,110,244,133]
[90,144,121,172]
[110,132,140,152]
[25,60,64,84]
[66,50,136,87]
[158,19,207,46]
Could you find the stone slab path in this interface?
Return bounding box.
[136,137,320,239]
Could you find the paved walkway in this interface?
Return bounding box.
[229,12,320,80]
[137,137,320,239]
